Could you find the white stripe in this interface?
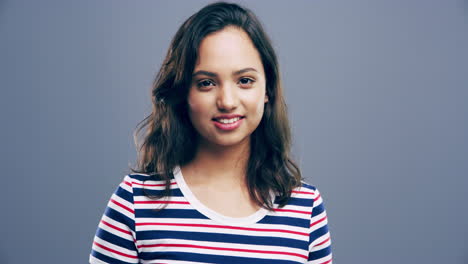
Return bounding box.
[134,202,191,210]
[139,238,308,262]
[137,216,310,233]
[310,211,328,232]
[136,224,307,241]
[108,193,134,219]
[134,195,188,202]
[268,210,311,219]
[130,178,177,190]
[98,215,135,241]
[309,232,332,251]
[277,204,313,212]
[136,218,309,240]
[119,178,133,193]
[291,193,316,199]
[313,196,323,207]
[92,236,138,263]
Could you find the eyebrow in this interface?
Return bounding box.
[192,67,258,78]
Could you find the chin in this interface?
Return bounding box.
[209,136,250,148]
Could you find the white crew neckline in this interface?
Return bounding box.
[173,166,271,226]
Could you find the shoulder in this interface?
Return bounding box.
[294,181,329,226]
[287,181,328,212]
[119,173,177,199]
[271,181,323,211]
[122,172,174,186]
[289,181,321,200]
[125,173,154,182]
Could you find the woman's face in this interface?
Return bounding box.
[187,26,268,149]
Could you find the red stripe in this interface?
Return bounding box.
[134,238,142,249]
[292,190,315,195]
[131,181,177,187]
[110,199,134,214]
[124,181,132,187]
[93,241,138,259]
[136,222,308,237]
[141,243,308,259]
[314,193,321,201]
[101,220,131,235]
[274,208,310,215]
[315,237,331,247]
[319,259,332,264]
[310,215,327,227]
[134,201,189,204]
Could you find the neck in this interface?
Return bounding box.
[183,138,251,186]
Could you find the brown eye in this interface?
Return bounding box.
[239,77,254,88]
[197,79,215,88]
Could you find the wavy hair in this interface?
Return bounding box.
[131,1,302,210]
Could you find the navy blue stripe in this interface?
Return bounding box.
[312,202,326,217]
[279,197,314,207]
[140,251,302,264]
[310,225,329,245]
[308,245,332,261]
[95,228,136,251]
[128,173,175,182]
[114,185,133,204]
[136,208,209,219]
[133,187,183,197]
[104,207,134,230]
[138,230,308,249]
[136,210,310,227]
[258,214,309,228]
[127,174,153,181]
[91,250,136,264]
[300,183,317,191]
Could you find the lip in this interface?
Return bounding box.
[212,115,244,131]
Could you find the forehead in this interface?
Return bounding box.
[194,27,264,75]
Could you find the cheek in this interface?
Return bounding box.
[244,94,266,118]
[250,89,267,117]
[187,93,212,124]
[255,101,265,117]
[187,93,203,114]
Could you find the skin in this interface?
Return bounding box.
[181,26,268,217]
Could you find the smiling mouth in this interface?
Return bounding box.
[212,117,244,124]
[211,116,245,131]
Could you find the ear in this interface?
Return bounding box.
[264,94,269,103]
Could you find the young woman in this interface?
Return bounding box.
[90,2,332,264]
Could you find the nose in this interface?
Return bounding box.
[216,83,238,112]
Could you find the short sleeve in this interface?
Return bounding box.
[307,188,333,264]
[90,175,140,264]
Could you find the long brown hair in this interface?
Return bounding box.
[131,1,302,210]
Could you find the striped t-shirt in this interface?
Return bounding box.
[90,167,332,264]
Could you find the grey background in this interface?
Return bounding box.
[1,0,467,263]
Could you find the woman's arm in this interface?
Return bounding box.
[307,188,333,264]
[89,175,140,264]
